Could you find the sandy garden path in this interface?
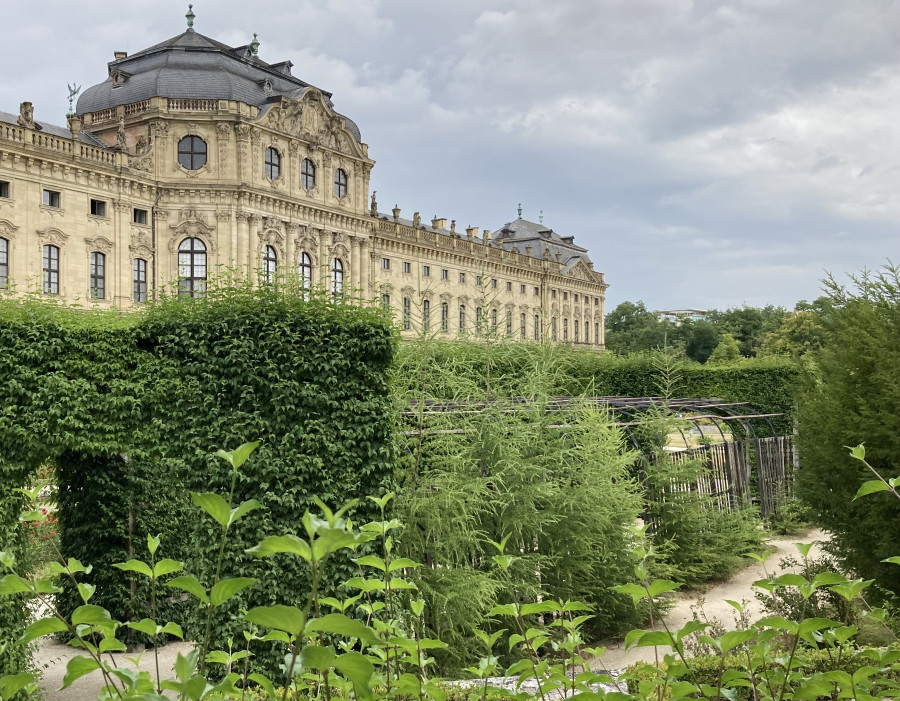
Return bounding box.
[590,528,829,671]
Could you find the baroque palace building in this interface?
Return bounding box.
[0,8,607,347]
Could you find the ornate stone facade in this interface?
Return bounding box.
[0,17,607,347]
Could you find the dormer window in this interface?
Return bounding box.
[111,69,130,88]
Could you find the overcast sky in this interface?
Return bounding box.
[5,0,899,311]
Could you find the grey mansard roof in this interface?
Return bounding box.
[76,28,362,142]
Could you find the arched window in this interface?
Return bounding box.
[520,313,526,339]
[423,299,430,331]
[331,258,344,297]
[178,237,207,297]
[90,252,105,300]
[534,314,540,341]
[585,321,589,344]
[476,307,482,335]
[595,323,600,345]
[133,258,148,303]
[264,147,281,179]
[459,304,466,333]
[441,302,449,332]
[506,310,512,335]
[262,245,278,285]
[301,159,316,190]
[403,297,411,330]
[0,237,8,289]
[298,252,312,295]
[574,319,579,343]
[334,168,348,198]
[42,244,59,295]
[563,318,569,342]
[177,136,207,170]
[491,308,497,328]
[551,317,557,342]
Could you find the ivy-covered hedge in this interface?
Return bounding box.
[0,290,397,674]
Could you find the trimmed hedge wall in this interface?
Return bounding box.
[0,290,397,674]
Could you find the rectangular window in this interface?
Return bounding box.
[459,272,466,284]
[90,252,105,300]
[534,286,539,296]
[551,289,557,299]
[491,278,497,289]
[595,298,599,306]
[459,304,466,332]
[563,318,569,341]
[563,291,568,301]
[90,199,106,217]
[381,258,390,270]
[0,237,7,289]
[42,244,59,295]
[441,302,448,331]
[133,258,148,303]
[133,208,148,225]
[520,284,526,294]
[382,294,390,311]
[423,265,430,277]
[521,313,526,339]
[476,275,482,287]
[403,297,411,330]
[534,315,540,341]
[42,189,60,208]
[506,281,512,292]
[441,268,448,280]
[574,294,579,303]
[403,261,411,274]
[0,181,9,198]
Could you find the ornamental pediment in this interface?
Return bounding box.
[262,90,364,159]
[565,259,596,282]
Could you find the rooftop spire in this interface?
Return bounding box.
[185,4,195,29]
[250,33,260,56]
[539,209,544,225]
[517,202,522,220]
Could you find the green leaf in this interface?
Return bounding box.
[520,602,557,616]
[247,534,311,562]
[247,673,276,699]
[216,441,260,470]
[848,444,866,461]
[61,656,101,689]
[128,619,159,637]
[720,629,757,653]
[77,583,96,603]
[153,559,183,578]
[855,480,891,499]
[647,579,680,598]
[19,616,69,644]
[0,673,35,700]
[99,638,127,653]
[353,555,387,571]
[306,613,378,644]
[334,652,374,700]
[245,605,305,635]
[112,559,153,578]
[387,557,421,572]
[883,556,900,566]
[210,577,255,607]
[166,575,209,604]
[71,605,111,627]
[0,574,32,595]
[191,492,230,528]
[147,533,161,556]
[300,645,336,670]
[160,622,184,639]
[772,573,807,587]
[229,499,262,527]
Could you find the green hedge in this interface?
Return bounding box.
[0,289,397,675]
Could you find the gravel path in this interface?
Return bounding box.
[589,528,828,671]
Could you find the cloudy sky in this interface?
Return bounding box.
[5,0,899,310]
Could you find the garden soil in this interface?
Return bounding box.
[33,530,827,699]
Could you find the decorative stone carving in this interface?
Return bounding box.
[128,144,154,173]
[412,212,421,229]
[130,229,152,249]
[85,235,114,254]
[151,121,169,137]
[370,190,377,217]
[37,228,69,247]
[115,116,127,151]
[168,206,215,253]
[17,102,35,130]
[0,220,19,238]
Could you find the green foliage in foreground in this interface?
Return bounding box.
[0,286,397,674]
[2,443,900,701]
[797,265,900,595]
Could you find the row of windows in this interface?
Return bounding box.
[385,295,601,343]
[38,188,151,224]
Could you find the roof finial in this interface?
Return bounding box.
[66,83,81,117]
[185,4,195,29]
[517,202,522,220]
[250,33,260,56]
[539,209,543,225]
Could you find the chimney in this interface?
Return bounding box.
[392,205,400,223]
[114,51,128,60]
[484,229,492,242]
[431,216,447,230]
[465,226,478,239]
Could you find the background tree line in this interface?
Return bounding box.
[604,296,832,362]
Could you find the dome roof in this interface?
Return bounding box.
[76,28,362,142]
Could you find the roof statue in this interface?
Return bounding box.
[66,84,80,117]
